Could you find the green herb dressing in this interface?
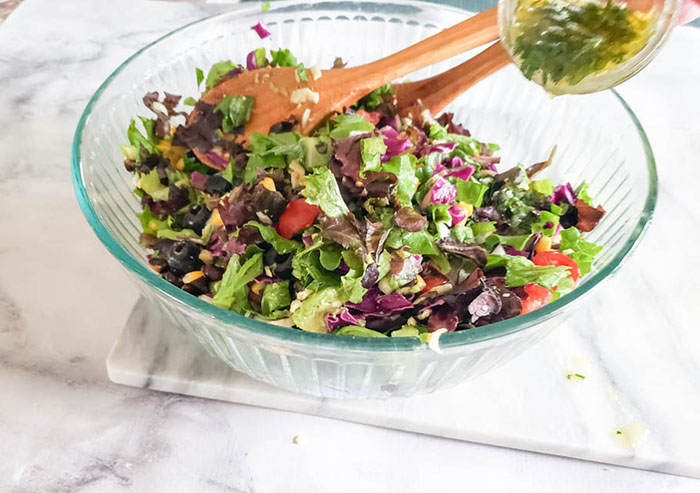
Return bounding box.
[512,0,655,89]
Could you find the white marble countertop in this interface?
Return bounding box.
[1,0,700,491]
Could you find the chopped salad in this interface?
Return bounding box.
[122,47,606,340]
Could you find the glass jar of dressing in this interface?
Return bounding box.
[498,0,682,94]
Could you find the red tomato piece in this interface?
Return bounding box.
[357,109,382,125]
[520,283,552,315]
[275,199,320,239]
[532,251,580,282]
[420,276,447,294]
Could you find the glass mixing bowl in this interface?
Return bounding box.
[498,0,682,94]
[72,0,656,399]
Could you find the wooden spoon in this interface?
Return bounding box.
[393,41,510,116]
[199,7,500,133]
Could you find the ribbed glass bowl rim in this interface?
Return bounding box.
[71,0,657,352]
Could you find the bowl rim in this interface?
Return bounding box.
[71,0,657,352]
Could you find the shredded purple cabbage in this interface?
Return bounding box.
[419,142,457,156]
[378,292,414,312]
[347,288,413,315]
[446,164,476,181]
[326,309,364,331]
[503,246,529,257]
[251,21,271,39]
[204,152,229,170]
[551,183,576,205]
[246,50,258,70]
[253,276,276,285]
[447,156,463,168]
[449,204,468,226]
[380,127,412,163]
[190,171,208,191]
[429,177,457,205]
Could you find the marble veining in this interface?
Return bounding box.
[1,0,700,490]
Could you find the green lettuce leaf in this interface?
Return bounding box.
[215,95,255,133]
[386,229,438,255]
[213,253,263,310]
[298,136,332,169]
[429,204,451,227]
[244,154,286,183]
[382,154,417,207]
[357,84,393,111]
[340,275,367,304]
[428,123,448,141]
[451,225,474,243]
[139,169,170,201]
[138,117,158,144]
[243,221,302,254]
[334,326,387,337]
[292,238,341,290]
[497,234,532,250]
[137,207,168,235]
[295,63,309,82]
[360,136,387,174]
[427,252,451,275]
[302,166,349,217]
[531,179,554,195]
[446,133,482,156]
[488,254,573,292]
[471,221,496,237]
[155,228,200,240]
[127,119,158,158]
[341,250,364,271]
[261,281,291,316]
[196,67,204,87]
[560,227,603,275]
[255,47,268,68]
[182,154,211,175]
[575,182,595,206]
[457,178,488,207]
[532,210,560,236]
[292,287,345,333]
[205,60,238,90]
[249,131,301,154]
[319,243,343,271]
[329,114,374,139]
[270,48,298,67]
[391,325,422,338]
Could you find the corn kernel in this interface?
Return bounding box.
[456,202,474,217]
[536,236,553,253]
[199,249,213,265]
[175,158,185,170]
[211,208,224,227]
[183,271,205,284]
[157,140,171,152]
[250,282,265,295]
[260,177,276,191]
[157,139,187,164]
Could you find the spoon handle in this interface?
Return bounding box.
[394,41,511,115]
[345,7,500,87]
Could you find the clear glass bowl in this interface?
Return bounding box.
[498,0,682,94]
[72,0,656,399]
